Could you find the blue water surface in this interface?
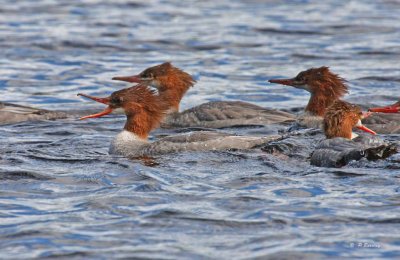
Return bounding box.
[1,0,400,258]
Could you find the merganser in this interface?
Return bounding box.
[268,66,348,128]
[0,102,67,125]
[112,62,295,129]
[113,62,195,113]
[310,100,397,167]
[77,85,279,157]
[268,67,400,134]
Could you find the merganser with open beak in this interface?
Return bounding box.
[112,62,195,113]
[112,62,295,129]
[78,85,279,157]
[310,100,397,167]
[269,66,348,128]
[0,102,67,125]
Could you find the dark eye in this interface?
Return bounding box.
[296,75,305,82]
[111,96,121,104]
[140,71,154,79]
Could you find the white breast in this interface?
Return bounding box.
[109,130,147,156]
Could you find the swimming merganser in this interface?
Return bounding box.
[112,62,195,113]
[0,102,67,125]
[112,62,295,129]
[310,100,397,167]
[268,66,348,128]
[268,67,400,134]
[78,85,279,157]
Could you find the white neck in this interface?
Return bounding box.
[351,132,359,140]
[109,130,148,156]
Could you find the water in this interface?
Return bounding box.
[1,0,400,258]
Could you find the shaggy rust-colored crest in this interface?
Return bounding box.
[323,100,362,139]
[109,85,170,138]
[300,67,349,116]
[140,62,196,112]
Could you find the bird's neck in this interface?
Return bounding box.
[158,88,181,112]
[123,111,156,139]
[156,75,193,112]
[306,92,337,116]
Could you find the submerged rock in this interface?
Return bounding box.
[310,134,398,168]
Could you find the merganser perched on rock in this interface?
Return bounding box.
[310,100,397,167]
[0,102,67,125]
[77,85,279,157]
[112,62,295,129]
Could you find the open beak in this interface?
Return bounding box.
[268,78,295,86]
[77,93,113,120]
[77,93,110,105]
[112,75,141,83]
[368,103,400,113]
[356,119,376,135]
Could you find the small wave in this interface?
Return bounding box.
[0,170,52,181]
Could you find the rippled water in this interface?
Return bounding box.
[1,0,400,258]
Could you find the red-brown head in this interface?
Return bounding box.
[368,100,400,113]
[323,100,376,139]
[112,62,196,112]
[269,67,349,116]
[78,85,168,139]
